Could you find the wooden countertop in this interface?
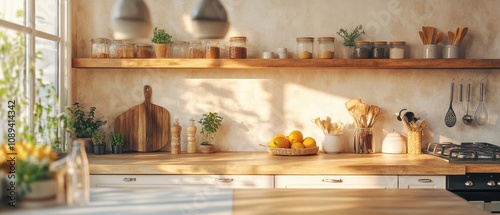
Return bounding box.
[88,152,474,175]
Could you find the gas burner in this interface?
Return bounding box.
[426,142,500,163]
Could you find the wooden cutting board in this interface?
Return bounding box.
[114,85,170,152]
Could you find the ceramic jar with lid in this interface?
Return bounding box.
[317,37,335,59]
[297,37,314,59]
[353,41,371,59]
[381,131,406,154]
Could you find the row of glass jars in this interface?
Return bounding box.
[353,41,406,59]
[296,37,336,59]
[91,37,248,59]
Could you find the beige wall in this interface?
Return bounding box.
[72,0,500,152]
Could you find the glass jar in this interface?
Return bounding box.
[229,36,247,59]
[123,43,135,58]
[353,41,371,59]
[205,40,220,59]
[91,38,110,58]
[109,40,124,58]
[171,41,188,58]
[317,37,335,59]
[136,44,153,58]
[297,37,314,59]
[188,40,204,58]
[389,41,406,59]
[371,41,387,59]
[354,128,374,153]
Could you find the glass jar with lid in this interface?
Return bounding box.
[371,41,387,59]
[205,40,220,59]
[297,37,314,59]
[389,41,406,59]
[171,41,188,58]
[229,37,247,59]
[109,40,124,58]
[188,40,204,58]
[317,37,336,59]
[123,43,135,58]
[91,38,111,58]
[353,41,371,59]
[136,44,152,58]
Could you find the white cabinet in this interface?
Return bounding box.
[90,175,274,189]
[398,176,446,189]
[274,175,398,189]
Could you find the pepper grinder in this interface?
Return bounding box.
[187,117,197,153]
[171,118,181,154]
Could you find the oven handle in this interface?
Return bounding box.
[417,179,433,183]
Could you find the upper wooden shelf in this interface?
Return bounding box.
[72,58,500,69]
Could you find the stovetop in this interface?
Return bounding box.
[426,142,500,164]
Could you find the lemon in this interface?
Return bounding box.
[303,137,317,148]
[269,135,290,148]
[287,130,303,144]
[291,141,305,149]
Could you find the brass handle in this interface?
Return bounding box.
[322,179,343,183]
[123,177,137,182]
[417,179,433,183]
[487,181,496,187]
[465,181,473,187]
[217,178,234,183]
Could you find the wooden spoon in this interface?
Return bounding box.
[448,31,455,45]
[435,32,444,44]
[453,27,460,45]
[454,28,463,46]
[419,31,427,44]
[457,27,468,45]
[424,26,435,44]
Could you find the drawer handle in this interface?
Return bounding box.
[123,177,137,182]
[322,179,343,183]
[417,179,433,183]
[216,178,234,183]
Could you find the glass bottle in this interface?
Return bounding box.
[353,41,371,59]
[389,41,406,59]
[296,37,314,59]
[371,41,387,59]
[172,41,188,58]
[91,38,110,58]
[317,37,336,59]
[188,40,204,58]
[229,37,247,59]
[205,40,221,59]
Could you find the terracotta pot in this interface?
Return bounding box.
[153,43,169,58]
[200,144,215,153]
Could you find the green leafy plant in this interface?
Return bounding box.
[198,112,223,145]
[151,27,172,44]
[110,132,124,146]
[92,129,106,146]
[61,102,107,138]
[336,25,366,46]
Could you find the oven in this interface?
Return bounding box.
[426,142,500,213]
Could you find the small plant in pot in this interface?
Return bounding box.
[198,112,224,153]
[151,27,172,58]
[336,24,365,59]
[60,102,107,153]
[92,129,106,155]
[110,132,124,154]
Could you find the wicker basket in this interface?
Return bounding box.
[266,146,319,156]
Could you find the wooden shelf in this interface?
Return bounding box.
[72,58,500,69]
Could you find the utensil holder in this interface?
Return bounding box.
[323,134,344,153]
[354,128,374,153]
[443,45,460,59]
[423,44,439,59]
[407,130,422,154]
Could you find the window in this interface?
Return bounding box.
[0,0,69,150]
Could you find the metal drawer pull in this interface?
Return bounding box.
[217,178,234,183]
[322,179,343,183]
[417,179,433,183]
[123,178,137,182]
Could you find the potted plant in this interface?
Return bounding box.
[336,24,365,59]
[151,27,172,58]
[110,132,124,154]
[60,102,107,153]
[198,112,224,153]
[92,129,106,155]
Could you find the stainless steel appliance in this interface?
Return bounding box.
[426,142,500,213]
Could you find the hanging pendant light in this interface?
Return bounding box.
[191,0,229,39]
[110,0,152,40]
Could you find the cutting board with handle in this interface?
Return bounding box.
[114,85,170,152]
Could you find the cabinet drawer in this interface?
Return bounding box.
[398,176,446,189]
[90,175,274,188]
[275,175,398,189]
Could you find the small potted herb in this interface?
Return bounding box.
[92,129,106,155]
[336,25,366,58]
[151,27,172,58]
[198,112,224,153]
[110,132,124,154]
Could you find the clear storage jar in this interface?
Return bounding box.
[188,40,204,58]
[317,37,335,59]
[91,38,111,58]
[297,37,314,59]
[229,36,247,59]
[389,41,406,59]
[136,44,153,58]
[109,40,124,58]
[172,41,188,58]
[205,40,220,59]
[123,43,135,58]
[353,41,371,59]
[371,41,387,59]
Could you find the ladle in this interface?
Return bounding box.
[474,80,488,126]
[444,80,457,127]
[462,80,473,126]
